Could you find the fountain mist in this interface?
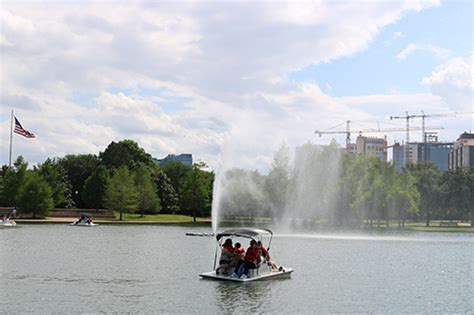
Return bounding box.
[211,140,344,233]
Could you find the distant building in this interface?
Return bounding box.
[392,137,453,171]
[155,154,193,167]
[449,132,474,170]
[355,135,387,161]
[346,143,357,155]
[392,142,404,172]
[425,142,453,171]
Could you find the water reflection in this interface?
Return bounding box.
[214,280,274,313]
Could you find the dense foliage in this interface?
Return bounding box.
[218,143,473,227]
[16,171,53,218]
[0,140,472,226]
[0,140,214,220]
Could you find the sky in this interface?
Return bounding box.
[1,0,473,172]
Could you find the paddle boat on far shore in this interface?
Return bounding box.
[0,217,17,228]
[70,215,98,227]
[200,228,293,282]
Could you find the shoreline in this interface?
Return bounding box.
[13,217,211,226]
[11,218,473,232]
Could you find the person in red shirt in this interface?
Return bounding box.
[216,238,234,274]
[235,240,260,278]
[257,241,270,261]
[258,240,278,270]
[230,242,245,271]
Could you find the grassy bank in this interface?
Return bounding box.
[13,212,211,225]
[220,217,474,233]
[113,212,209,223]
[13,214,473,232]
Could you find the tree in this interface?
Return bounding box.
[105,166,137,220]
[220,168,269,220]
[36,158,74,208]
[82,165,110,210]
[288,141,342,225]
[0,156,28,206]
[100,140,155,170]
[338,154,374,225]
[133,164,160,216]
[349,156,387,226]
[343,155,420,228]
[469,169,474,228]
[389,171,419,227]
[196,163,214,217]
[181,164,211,221]
[58,154,99,207]
[17,172,54,218]
[440,168,471,222]
[154,170,179,214]
[264,144,291,220]
[405,162,442,226]
[163,161,192,212]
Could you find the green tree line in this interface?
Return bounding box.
[1,140,472,227]
[219,142,474,227]
[0,140,213,220]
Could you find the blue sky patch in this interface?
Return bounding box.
[287,1,472,97]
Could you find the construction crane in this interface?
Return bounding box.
[314,120,443,151]
[390,111,474,143]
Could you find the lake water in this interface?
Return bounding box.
[1,225,473,313]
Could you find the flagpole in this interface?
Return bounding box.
[9,109,13,168]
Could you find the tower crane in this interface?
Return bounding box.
[390,111,474,143]
[314,120,443,152]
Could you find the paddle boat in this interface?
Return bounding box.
[0,218,17,228]
[200,228,293,282]
[70,216,98,227]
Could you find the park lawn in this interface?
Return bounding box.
[365,220,473,232]
[114,212,209,222]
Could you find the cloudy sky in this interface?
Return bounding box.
[1,0,473,171]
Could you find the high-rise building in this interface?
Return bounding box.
[355,135,387,161]
[392,142,404,172]
[449,132,474,170]
[425,142,453,171]
[392,139,453,171]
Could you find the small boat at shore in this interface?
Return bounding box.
[0,219,17,228]
[200,228,293,282]
[70,221,99,226]
[70,215,98,227]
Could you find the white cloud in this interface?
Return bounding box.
[0,0,456,171]
[421,55,474,112]
[393,31,403,39]
[421,55,474,90]
[397,43,450,60]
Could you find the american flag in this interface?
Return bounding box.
[14,117,35,138]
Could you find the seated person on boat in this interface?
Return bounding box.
[234,240,261,278]
[201,228,293,281]
[73,215,94,225]
[216,239,234,274]
[258,240,278,271]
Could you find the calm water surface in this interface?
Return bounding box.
[1,225,473,313]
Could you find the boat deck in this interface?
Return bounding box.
[200,268,293,282]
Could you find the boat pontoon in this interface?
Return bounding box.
[0,219,17,228]
[70,220,98,226]
[70,214,98,227]
[200,228,293,282]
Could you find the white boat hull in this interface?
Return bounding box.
[200,268,293,282]
[0,220,17,228]
[70,222,99,226]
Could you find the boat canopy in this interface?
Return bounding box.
[216,228,273,241]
